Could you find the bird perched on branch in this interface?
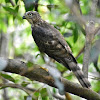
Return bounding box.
[23,11,91,88]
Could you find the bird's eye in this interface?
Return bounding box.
[29,13,32,16]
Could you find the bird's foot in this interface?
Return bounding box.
[40,66,48,72]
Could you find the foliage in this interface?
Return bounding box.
[0,0,100,100]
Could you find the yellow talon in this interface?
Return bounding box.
[40,66,48,72]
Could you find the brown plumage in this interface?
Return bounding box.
[23,11,91,88]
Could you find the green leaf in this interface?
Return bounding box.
[34,92,40,97]
[40,88,48,100]
[23,0,35,11]
[35,53,41,58]
[48,0,54,4]
[66,41,72,48]
[21,81,30,87]
[92,81,100,92]
[56,62,65,72]
[13,5,19,20]
[5,0,10,3]
[24,96,27,100]
[73,24,78,43]
[0,86,7,90]
[3,6,15,14]
[53,88,56,93]
[66,74,73,80]
[40,88,47,94]
[0,73,15,83]
[27,61,33,68]
[15,5,19,12]
[15,0,19,4]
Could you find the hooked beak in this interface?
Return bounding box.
[23,16,26,19]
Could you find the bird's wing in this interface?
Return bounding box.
[45,24,77,62]
[44,23,72,53]
[34,24,77,67]
[32,23,77,65]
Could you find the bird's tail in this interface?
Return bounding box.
[67,62,91,88]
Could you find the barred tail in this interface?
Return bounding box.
[67,62,91,88]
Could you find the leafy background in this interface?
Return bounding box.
[0,0,100,100]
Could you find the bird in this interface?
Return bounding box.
[23,11,91,88]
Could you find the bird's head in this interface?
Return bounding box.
[23,11,41,25]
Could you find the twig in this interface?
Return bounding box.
[76,25,100,60]
[2,79,10,100]
[9,0,15,7]
[34,0,39,11]
[75,45,85,59]
[0,83,36,99]
[0,82,66,100]
[65,0,86,27]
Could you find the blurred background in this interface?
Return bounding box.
[0,0,100,100]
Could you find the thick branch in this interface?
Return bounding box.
[82,24,100,78]
[82,22,94,78]
[90,0,98,18]
[1,58,100,100]
[82,0,99,78]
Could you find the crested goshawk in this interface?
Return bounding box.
[23,11,91,88]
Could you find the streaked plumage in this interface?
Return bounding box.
[23,11,91,88]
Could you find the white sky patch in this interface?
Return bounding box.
[0,58,8,71]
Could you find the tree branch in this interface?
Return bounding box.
[94,26,100,35]
[82,21,96,78]
[82,0,99,78]
[75,45,85,59]
[65,0,86,27]
[0,58,100,100]
[0,83,36,99]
